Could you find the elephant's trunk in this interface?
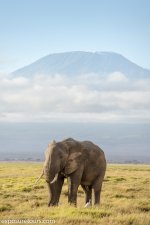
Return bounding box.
[44,155,61,183]
[44,165,59,183]
[44,167,51,182]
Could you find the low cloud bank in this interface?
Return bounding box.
[0,72,150,122]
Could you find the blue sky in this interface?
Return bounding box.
[0,0,150,72]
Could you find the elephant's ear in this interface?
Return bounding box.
[64,152,82,175]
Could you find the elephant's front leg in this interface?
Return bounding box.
[68,178,79,206]
[68,170,82,206]
[55,175,64,205]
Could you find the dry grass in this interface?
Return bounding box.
[0,163,150,225]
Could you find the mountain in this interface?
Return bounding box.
[13,51,150,79]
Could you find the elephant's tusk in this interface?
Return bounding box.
[50,173,58,184]
[33,171,44,186]
[84,199,92,208]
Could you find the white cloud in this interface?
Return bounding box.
[0,73,150,122]
[107,72,128,82]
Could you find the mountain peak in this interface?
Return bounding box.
[13,51,150,79]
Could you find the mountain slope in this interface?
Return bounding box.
[13,51,150,78]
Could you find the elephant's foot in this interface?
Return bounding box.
[48,201,58,207]
[48,203,58,207]
[93,201,100,207]
[69,201,77,207]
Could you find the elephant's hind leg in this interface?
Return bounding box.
[93,171,105,206]
[81,184,92,206]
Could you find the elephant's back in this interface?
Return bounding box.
[81,140,105,156]
[81,140,106,166]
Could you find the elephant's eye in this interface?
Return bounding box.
[59,154,64,159]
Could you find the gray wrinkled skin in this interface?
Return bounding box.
[42,138,106,207]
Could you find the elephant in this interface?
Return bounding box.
[36,138,106,207]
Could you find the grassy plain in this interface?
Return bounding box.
[0,163,150,225]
